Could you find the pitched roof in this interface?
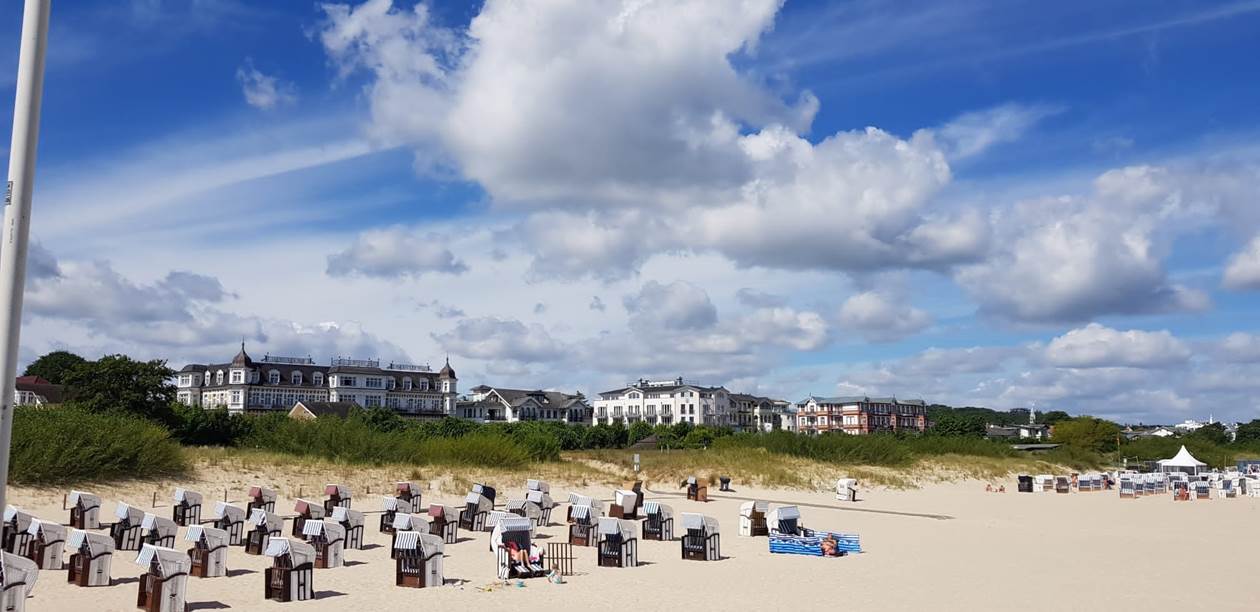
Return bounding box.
[292,401,359,419]
[15,377,65,403]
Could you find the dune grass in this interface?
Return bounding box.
[10,406,187,484]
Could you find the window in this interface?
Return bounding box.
[291,371,303,385]
[387,378,396,390]
[268,370,280,385]
[365,377,383,389]
[313,372,324,386]
[419,379,429,391]
[204,372,211,385]
[231,391,242,404]
[230,370,244,384]
[216,371,224,385]
[339,376,357,387]
[403,378,412,390]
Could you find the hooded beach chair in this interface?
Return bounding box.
[332,507,365,550]
[291,499,325,536]
[247,486,276,513]
[680,513,720,561]
[1193,481,1211,500]
[738,500,770,537]
[185,525,228,578]
[246,509,285,556]
[597,517,638,568]
[134,544,189,612]
[111,502,147,551]
[642,501,674,541]
[142,513,178,549]
[24,519,64,570]
[380,496,403,534]
[0,551,37,612]
[1017,475,1034,493]
[171,488,203,527]
[836,478,858,502]
[212,502,246,546]
[506,499,541,526]
[566,493,604,522]
[1220,478,1237,499]
[2,506,33,555]
[492,516,546,580]
[389,513,425,558]
[1119,478,1136,499]
[323,484,352,515]
[1034,475,1054,492]
[393,531,444,588]
[67,490,102,530]
[525,489,554,526]
[394,482,421,514]
[768,506,811,537]
[301,520,345,569]
[610,489,641,520]
[428,505,459,544]
[66,529,113,587]
[263,538,315,602]
[683,477,708,502]
[459,486,494,532]
[1054,476,1070,494]
[568,504,598,547]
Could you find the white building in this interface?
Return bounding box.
[456,385,591,423]
[592,378,733,427]
[175,344,457,416]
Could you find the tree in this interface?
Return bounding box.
[351,406,407,433]
[63,355,176,424]
[1188,422,1229,445]
[23,350,87,385]
[1050,416,1121,453]
[627,421,653,445]
[1037,410,1071,425]
[1234,419,1260,445]
[928,413,986,437]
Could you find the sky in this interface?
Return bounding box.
[2,0,1260,424]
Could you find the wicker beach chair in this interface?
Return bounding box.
[245,509,285,556]
[141,513,178,549]
[683,477,708,502]
[1118,478,1136,499]
[524,489,554,526]
[1192,480,1211,500]
[67,490,102,530]
[680,513,720,561]
[597,517,638,568]
[459,486,494,532]
[568,504,598,547]
[171,488,203,527]
[332,506,365,550]
[66,529,113,587]
[323,484,352,515]
[2,506,33,556]
[134,544,189,612]
[835,478,857,501]
[0,551,37,612]
[768,506,812,537]
[185,525,229,578]
[394,482,422,514]
[492,517,546,580]
[263,538,315,602]
[738,500,769,537]
[1054,477,1070,494]
[212,502,247,547]
[291,499,325,537]
[247,486,276,514]
[641,501,674,541]
[566,493,604,522]
[393,531,445,588]
[610,489,641,520]
[506,499,542,527]
[110,502,147,552]
[390,513,422,557]
[24,519,64,570]
[300,520,345,569]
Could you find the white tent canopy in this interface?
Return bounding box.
[1158,445,1207,474]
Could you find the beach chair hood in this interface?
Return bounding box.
[598,517,635,540]
[68,490,100,508]
[250,509,284,533]
[381,496,401,512]
[68,529,114,554]
[324,484,351,498]
[27,518,65,541]
[393,530,446,555]
[768,506,801,525]
[491,516,534,548]
[471,483,496,502]
[141,513,178,538]
[392,512,418,531]
[396,482,417,495]
[644,501,673,519]
[682,513,719,534]
[332,506,364,527]
[173,488,203,506]
[614,490,637,509]
[184,525,229,549]
[135,544,190,577]
[294,499,325,518]
[115,502,145,523]
[213,502,245,522]
[739,500,769,517]
[1,551,37,595]
[264,538,316,566]
[4,506,32,532]
[248,486,276,503]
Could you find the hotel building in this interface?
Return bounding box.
[457,385,592,423]
[795,396,929,435]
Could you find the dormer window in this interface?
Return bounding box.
[313,372,324,386]
[419,379,429,391]
[203,371,211,385]
[403,378,412,390]
[268,370,280,385]
[387,378,396,390]
[291,371,303,385]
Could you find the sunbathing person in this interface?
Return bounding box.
[820,537,842,557]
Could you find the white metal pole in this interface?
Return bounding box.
[0,0,52,513]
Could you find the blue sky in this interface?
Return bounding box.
[3,0,1260,423]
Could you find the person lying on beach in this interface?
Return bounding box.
[821,537,842,557]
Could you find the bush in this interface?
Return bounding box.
[11,406,187,484]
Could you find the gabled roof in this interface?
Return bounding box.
[291,401,360,419]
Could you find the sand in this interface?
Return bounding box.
[8,472,1259,611]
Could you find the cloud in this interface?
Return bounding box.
[235,58,297,110]
[589,296,606,312]
[419,300,465,319]
[1223,235,1260,290]
[623,280,717,331]
[1215,332,1260,363]
[735,307,829,351]
[1043,323,1190,368]
[431,316,566,362]
[735,288,787,308]
[326,226,468,278]
[837,291,932,342]
[929,103,1062,161]
[26,243,61,280]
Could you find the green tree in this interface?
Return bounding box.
[1051,416,1121,453]
[627,421,653,445]
[1234,419,1260,445]
[1187,422,1229,445]
[23,350,87,385]
[351,406,407,433]
[929,413,987,437]
[63,354,176,424]
[1037,410,1071,425]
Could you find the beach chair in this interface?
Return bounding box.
[626,481,645,512]
[524,490,553,526]
[301,520,345,569]
[389,513,422,558]
[380,497,403,534]
[171,488,203,527]
[212,502,246,546]
[768,506,811,537]
[142,513,178,549]
[0,551,37,612]
[1017,475,1033,493]
[393,481,421,512]
[680,513,720,561]
[247,486,276,514]
[332,507,365,550]
[597,517,638,568]
[642,501,675,541]
[1118,479,1136,499]
[66,529,113,587]
[111,502,147,552]
[1193,481,1211,500]
[566,494,604,522]
[738,500,769,537]
[492,517,547,580]
[393,531,444,588]
[134,544,189,612]
[1220,479,1237,499]
[1035,475,1053,493]
[24,519,65,570]
[684,477,708,502]
[291,499,325,537]
[1054,477,1070,494]
[568,504,598,547]
[836,478,857,502]
[67,490,102,530]
[507,498,542,527]
[263,538,315,602]
[185,525,229,578]
[427,505,459,544]
[459,487,494,532]
[2,506,33,555]
[610,489,642,520]
[323,484,352,515]
[246,509,285,556]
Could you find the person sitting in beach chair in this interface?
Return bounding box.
[428,505,459,544]
[3,506,33,555]
[680,513,720,561]
[211,502,246,547]
[185,525,229,578]
[24,519,65,570]
[393,531,444,588]
[301,520,345,569]
[323,484,352,515]
[66,529,113,587]
[291,499,325,537]
[141,513,178,548]
[596,517,639,568]
[332,507,365,550]
[134,544,189,612]
[245,509,285,556]
[493,517,546,580]
[641,501,675,541]
[110,502,146,552]
[768,506,812,537]
[1,551,38,612]
[67,490,102,530]
[460,485,495,532]
[171,488,203,527]
[247,486,276,513]
[263,538,315,602]
[738,500,769,537]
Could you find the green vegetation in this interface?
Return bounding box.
[713,430,1018,467]
[10,406,186,484]
[22,349,87,384]
[62,354,177,424]
[1050,416,1122,453]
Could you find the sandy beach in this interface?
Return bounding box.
[9,471,1259,612]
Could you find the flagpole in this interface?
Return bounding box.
[0,0,52,513]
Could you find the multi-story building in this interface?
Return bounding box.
[457,385,591,423]
[175,344,457,416]
[592,378,733,427]
[795,396,929,435]
[729,393,788,433]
